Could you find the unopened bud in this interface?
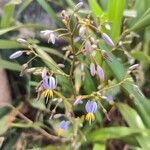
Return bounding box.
[90,63,96,77]
[79,26,86,37]
[101,50,112,62]
[75,2,83,11]
[9,51,24,59]
[102,33,115,47]
[129,64,139,71]
[97,65,104,81]
[85,40,92,53]
[17,38,27,44]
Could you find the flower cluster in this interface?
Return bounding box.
[8,2,115,139]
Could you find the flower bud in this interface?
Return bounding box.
[101,50,112,62]
[85,40,92,53]
[17,38,27,44]
[129,64,139,71]
[90,63,96,77]
[53,114,62,119]
[102,33,115,47]
[97,65,104,81]
[74,96,83,106]
[9,51,24,59]
[79,26,86,37]
[81,63,84,72]
[58,63,65,68]
[75,2,83,11]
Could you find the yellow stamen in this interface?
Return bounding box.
[57,128,64,136]
[42,89,53,98]
[85,113,95,122]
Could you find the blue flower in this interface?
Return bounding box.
[41,30,57,44]
[42,75,57,98]
[57,120,69,135]
[85,101,97,123]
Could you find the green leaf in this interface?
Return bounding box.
[16,0,32,18]
[88,127,145,142]
[117,103,145,129]
[130,8,150,32]
[93,144,105,150]
[0,59,21,71]
[1,2,15,28]
[107,0,126,42]
[33,44,66,76]
[130,51,150,64]
[0,24,45,36]
[88,0,103,19]
[28,99,48,111]
[36,0,60,25]
[0,40,25,49]
[117,103,150,149]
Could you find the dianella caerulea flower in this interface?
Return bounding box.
[42,75,57,98]
[41,30,56,44]
[102,33,115,48]
[85,101,97,123]
[57,120,69,135]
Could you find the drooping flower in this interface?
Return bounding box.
[102,33,115,47]
[42,75,57,98]
[97,65,104,81]
[85,101,97,123]
[85,40,92,53]
[90,63,96,77]
[9,51,24,59]
[57,120,69,135]
[41,30,56,44]
[74,96,83,106]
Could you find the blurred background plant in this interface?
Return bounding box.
[0,0,150,150]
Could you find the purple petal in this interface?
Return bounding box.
[9,51,23,59]
[42,75,49,89]
[97,65,104,81]
[91,102,97,113]
[85,100,92,112]
[106,96,113,101]
[50,32,56,44]
[59,120,69,130]
[90,63,96,76]
[102,33,115,47]
[49,76,56,90]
